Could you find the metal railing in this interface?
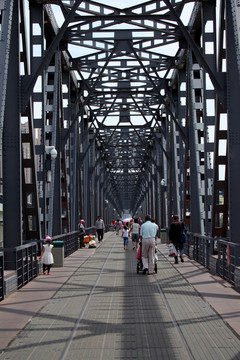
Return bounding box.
[52,227,96,258]
[191,233,214,269]
[217,239,240,285]
[0,226,99,301]
[0,243,38,297]
[184,233,240,286]
[52,231,79,258]
[0,251,4,300]
[16,242,39,289]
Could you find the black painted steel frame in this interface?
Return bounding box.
[0,1,240,270]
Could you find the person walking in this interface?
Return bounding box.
[96,215,105,242]
[115,219,120,235]
[122,225,129,250]
[78,219,85,248]
[39,235,54,275]
[169,214,185,264]
[128,218,140,250]
[140,215,157,275]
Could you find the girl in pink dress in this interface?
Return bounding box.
[39,235,54,275]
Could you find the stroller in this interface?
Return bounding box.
[136,242,158,274]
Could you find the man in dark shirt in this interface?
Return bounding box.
[169,215,185,264]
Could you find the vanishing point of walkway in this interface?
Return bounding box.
[0,232,240,360]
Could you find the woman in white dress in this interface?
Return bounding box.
[39,235,54,275]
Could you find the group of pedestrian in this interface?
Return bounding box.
[121,213,185,273]
[119,216,157,275]
[39,212,185,278]
[78,215,105,245]
[120,218,141,251]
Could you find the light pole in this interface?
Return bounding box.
[45,146,58,182]
[161,179,166,228]
[104,199,109,226]
[44,145,58,237]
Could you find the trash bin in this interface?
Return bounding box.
[160,229,167,244]
[52,240,64,267]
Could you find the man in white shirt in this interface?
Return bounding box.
[96,215,105,242]
[140,215,157,274]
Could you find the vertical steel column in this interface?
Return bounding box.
[159,113,168,228]
[95,159,100,219]
[170,117,181,217]
[226,0,240,244]
[177,69,187,221]
[201,1,217,236]
[29,2,45,237]
[20,0,41,243]
[89,129,96,226]
[68,81,80,231]
[0,1,14,195]
[82,115,89,225]
[155,132,162,227]
[49,55,61,236]
[0,0,14,222]
[187,55,204,234]
[211,0,228,238]
[2,0,22,268]
[41,56,61,237]
[60,71,71,233]
[164,115,171,227]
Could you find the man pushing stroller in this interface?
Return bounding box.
[137,215,157,275]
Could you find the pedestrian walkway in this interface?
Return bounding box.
[0,232,240,360]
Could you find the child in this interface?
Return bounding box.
[122,225,129,250]
[39,235,54,275]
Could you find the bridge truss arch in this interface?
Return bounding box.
[0,0,240,255]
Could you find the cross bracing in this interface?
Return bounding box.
[1,0,240,270]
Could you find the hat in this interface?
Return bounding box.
[80,219,85,224]
[45,235,52,242]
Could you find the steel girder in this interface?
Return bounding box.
[1,0,240,263]
[226,0,240,243]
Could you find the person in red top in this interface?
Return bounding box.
[111,219,116,231]
[169,215,185,264]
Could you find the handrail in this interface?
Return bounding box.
[50,227,96,257]
[3,242,38,290]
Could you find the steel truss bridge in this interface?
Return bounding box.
[0,0,240,275]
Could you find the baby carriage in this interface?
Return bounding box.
[136,242,158,274]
